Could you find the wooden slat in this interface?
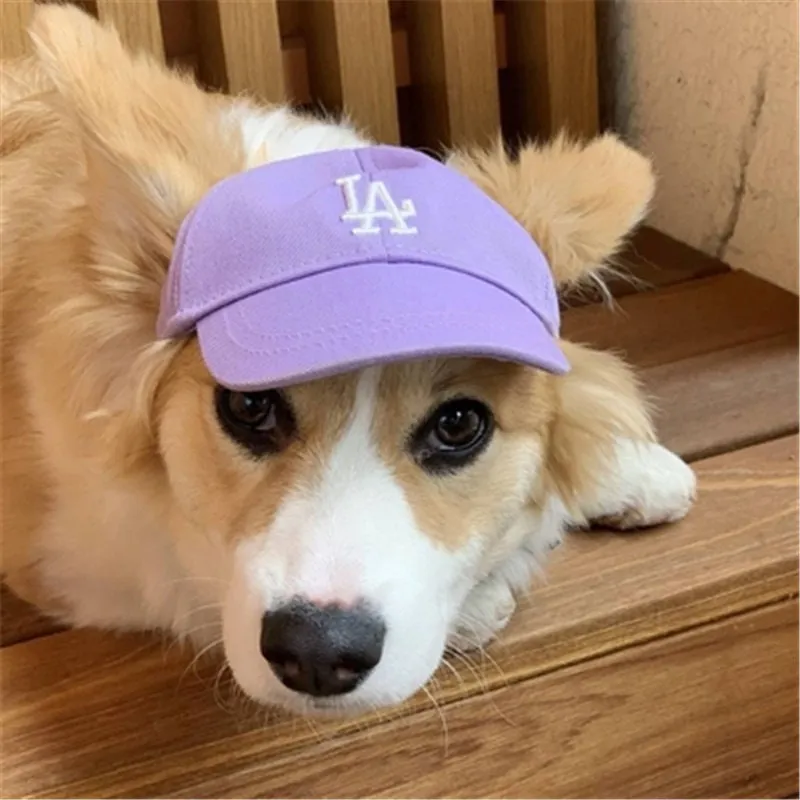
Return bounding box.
[191,8,506,108]
[96,0,165,60]
[195,5,306,102]
[404,0,500,148]
[303,0,398,143]
[0,587,64,648]
[329,0,398,143]
[1,436,797,798]
[215,0,284,103]
[563,271,798,369]
[649,332,799,461]
[155,602,800,799]
[0,0,32,60]
[157,0,196,66]
[562,226,729,305]
[500,435,798,679]
[504,0,600,139]
[393,7,507,90]
[620,227,729,288]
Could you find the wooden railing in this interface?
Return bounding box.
[2,0,599,149]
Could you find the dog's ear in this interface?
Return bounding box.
[448,134,655,291]
[28,3,240,220]
[24,5,241,471]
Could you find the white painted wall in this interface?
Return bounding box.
[600,0,798,293]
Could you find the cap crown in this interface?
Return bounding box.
[157,146,558,341]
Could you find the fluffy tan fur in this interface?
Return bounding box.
[448,136,655,291]
[2,6,655,625]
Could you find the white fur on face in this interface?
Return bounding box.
[222,369,481,715]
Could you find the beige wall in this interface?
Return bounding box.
[601,0,799,293]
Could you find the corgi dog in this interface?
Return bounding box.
[0,6,695,717]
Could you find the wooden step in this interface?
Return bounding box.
[1,261,797,798]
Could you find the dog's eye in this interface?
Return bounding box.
[215,388,295,456]
[411,398,494,473]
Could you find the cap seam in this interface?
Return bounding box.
[179,257,557,340]
[355,147,392,267]
[171,249,553,327]
[216,307,559,357]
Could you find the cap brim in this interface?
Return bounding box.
[197,262,569,391]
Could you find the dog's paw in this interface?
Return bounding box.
[587,438,697,531]
[448,576,516,653]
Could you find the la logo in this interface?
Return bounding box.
[336,174,418,235]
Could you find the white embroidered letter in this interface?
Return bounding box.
[336,174,417,235]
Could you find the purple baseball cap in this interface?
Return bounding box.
[157,146,569,390]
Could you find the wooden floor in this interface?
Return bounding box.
[1,229,798,799]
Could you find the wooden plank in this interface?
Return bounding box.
[562,226,729,305]
[196,6,303,101]
[0,587,63,648]
[157,0,197,66]
[215,0,285,103]
[0,0,32,60]
[1,437,796,798]
[500,436,799,677]
[303,0,398,143]
[504,0,599,139]
[329,0,398,144]
[650,332,799,461]
[563,271,798,368]
[405,0,500,148]
[201,8,507,107]
[619,226,729,289]
[96,0,165,60]
[161,602,800,799]
[395,6,506,89]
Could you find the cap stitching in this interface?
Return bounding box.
[172,248,553,332]
[217,306,559,357]
[223,321,548,358]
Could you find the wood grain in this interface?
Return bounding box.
[188,5,506,109]
[215,0,285,103]
[301,0,398,143]
[500,436,799,677]
[562,225,729,305]
[563,271,798,368]
[405,0,500,148]
[171,602,800,800]
[0,587,64,647]
[189,6,508,108]
[649,332,799,461]
[156,0,196,66]
[96,0,164,60]
[1,436,796,798]
[0,0,32,60]
[619,226,729,288]
[503,0,600,139]
[194,3,307,103]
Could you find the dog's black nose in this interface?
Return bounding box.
[260,600,385,697]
